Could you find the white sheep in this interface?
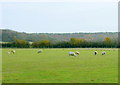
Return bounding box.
[38,50,42,53]
[94,51,98,55]
[11,50,15,54]
[102,51,106,55]
[7,52,10,54]
[69,52,77,57]
[75,51,79,55]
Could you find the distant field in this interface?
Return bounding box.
[2,48,118,83]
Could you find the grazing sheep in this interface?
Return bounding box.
[11,50,15,54]
[102,51,106,55]
[94,51,98,55]
[7,52,10,54]
[69,52,77,57]
[75,51,79,55]
[38,50,42,53]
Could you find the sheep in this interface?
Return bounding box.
[94,51,98,55]
[69,52,77,57]
[102,51,106,55]
[38,50,42,53]
[75,51,79,55]
[7,52,10,54]
[11,50,15,54]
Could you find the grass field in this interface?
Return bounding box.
[2,48,118,83]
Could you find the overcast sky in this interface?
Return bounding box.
[0,0,118,33]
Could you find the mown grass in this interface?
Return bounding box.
[2,48,118,83]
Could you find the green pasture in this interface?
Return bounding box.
[2,48,118,83]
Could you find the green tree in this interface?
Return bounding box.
[70,38,85,47]
[39,40,50,48]
[103,37,112,47]
[32,42,39,48]
[13,39,30,48]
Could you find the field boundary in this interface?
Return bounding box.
[1,83,119,85]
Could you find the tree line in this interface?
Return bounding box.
[1,29,118,42]
[1,37,120,48]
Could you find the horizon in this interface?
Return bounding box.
[1,28,118,33]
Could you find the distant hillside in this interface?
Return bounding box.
[0,29,118,43]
